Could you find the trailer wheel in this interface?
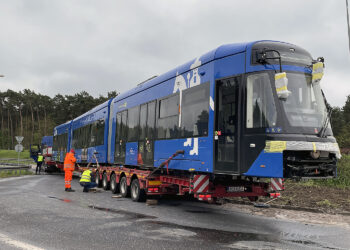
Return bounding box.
[110,173,119,194]
[120,176,130,198]
[131,179,146,202]
[102,172,110,190]
[95,171,102,188]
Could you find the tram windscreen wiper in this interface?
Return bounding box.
[318,108,332,138]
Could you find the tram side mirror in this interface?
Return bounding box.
[275,72,291,99]
[256,52,267,64]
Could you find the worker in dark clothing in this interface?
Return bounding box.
[79,168,97,192]
[36,153,44,175]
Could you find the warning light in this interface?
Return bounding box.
[148,187,159,193]
[270,193,281,198]
[217,131,222,136]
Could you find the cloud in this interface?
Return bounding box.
[0,0,349,107]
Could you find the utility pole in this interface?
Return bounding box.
[347,0,350,53]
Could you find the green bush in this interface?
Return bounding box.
[312,154,350,188]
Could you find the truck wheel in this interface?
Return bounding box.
[131,179,146,202]
[120,176,130,198]
[102,172,110,190]
[95,171,102,188]
[110,173,119,194]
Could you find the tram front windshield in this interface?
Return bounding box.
[246,71,328,132]
[281,73,327,128]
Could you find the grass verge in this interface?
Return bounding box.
[301,154,350,189]
[0,150,31,159]
[0,169,33,178]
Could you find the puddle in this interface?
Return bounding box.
[48,196,72,203]
[88,205,157,220]
[146,220,279,244]
[144,220,330,249]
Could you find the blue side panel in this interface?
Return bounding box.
[41,136,53,147]
[125,142,138,165]
[109,59,215,164]
[52,120,72,162]
[71,99,112,164]
[243,151,283,178]
[154,137,212,173]
[214,53,246,79]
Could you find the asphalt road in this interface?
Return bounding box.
[0,174,349,250]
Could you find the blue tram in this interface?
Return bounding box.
[53,40,340,182]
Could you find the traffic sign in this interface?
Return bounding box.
[15,136,24,144]
[15,144,24,152]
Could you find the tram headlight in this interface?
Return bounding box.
[310,151,320,159]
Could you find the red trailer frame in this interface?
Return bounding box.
[78,152,282,203]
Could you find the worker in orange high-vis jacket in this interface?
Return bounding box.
[64,149,77,192]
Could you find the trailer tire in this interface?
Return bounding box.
[95,171,102,188]
[131,179,146,202]
[120,176,130,198]
[102,172,110,190]
[110,173,119,194]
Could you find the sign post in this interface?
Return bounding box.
[15,136,24,167]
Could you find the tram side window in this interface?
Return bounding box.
[72,124,92,149]
[53,135,58,151]
[91,120,105,146]
[157,93,179,139]
[139,104,147,140]
[83,124,92,148]
[72,128,80,149]
[139,101,156,140]
[53,133,67,151]
[147,101,156,139]
[127,106,140,142]
[181,82,210,137]
[246,73,277,128]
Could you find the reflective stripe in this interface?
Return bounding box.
[275,72,286,80]
[64,164,74,170]
[37,156,43,162]
[312,62,324,82]
[275,72,290,99]
[80,170,92,183]
[276,85,287,92]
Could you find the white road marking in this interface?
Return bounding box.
[0,232,44,250]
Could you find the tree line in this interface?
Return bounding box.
[330,95,350,150]
[0,89,117,150]
[0,89,349,151]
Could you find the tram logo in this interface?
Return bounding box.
[173,57,202,93]
[184,138,199,155]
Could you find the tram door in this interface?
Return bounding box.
[115,110,127,164]
[215,77,240,173]
[138,101,156,166]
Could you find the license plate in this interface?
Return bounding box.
[227,186,245,192]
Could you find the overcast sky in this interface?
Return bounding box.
[0,0,349,107]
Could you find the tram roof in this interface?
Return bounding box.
[113,40,274,103]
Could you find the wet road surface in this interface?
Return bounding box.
[0,174,349,249]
